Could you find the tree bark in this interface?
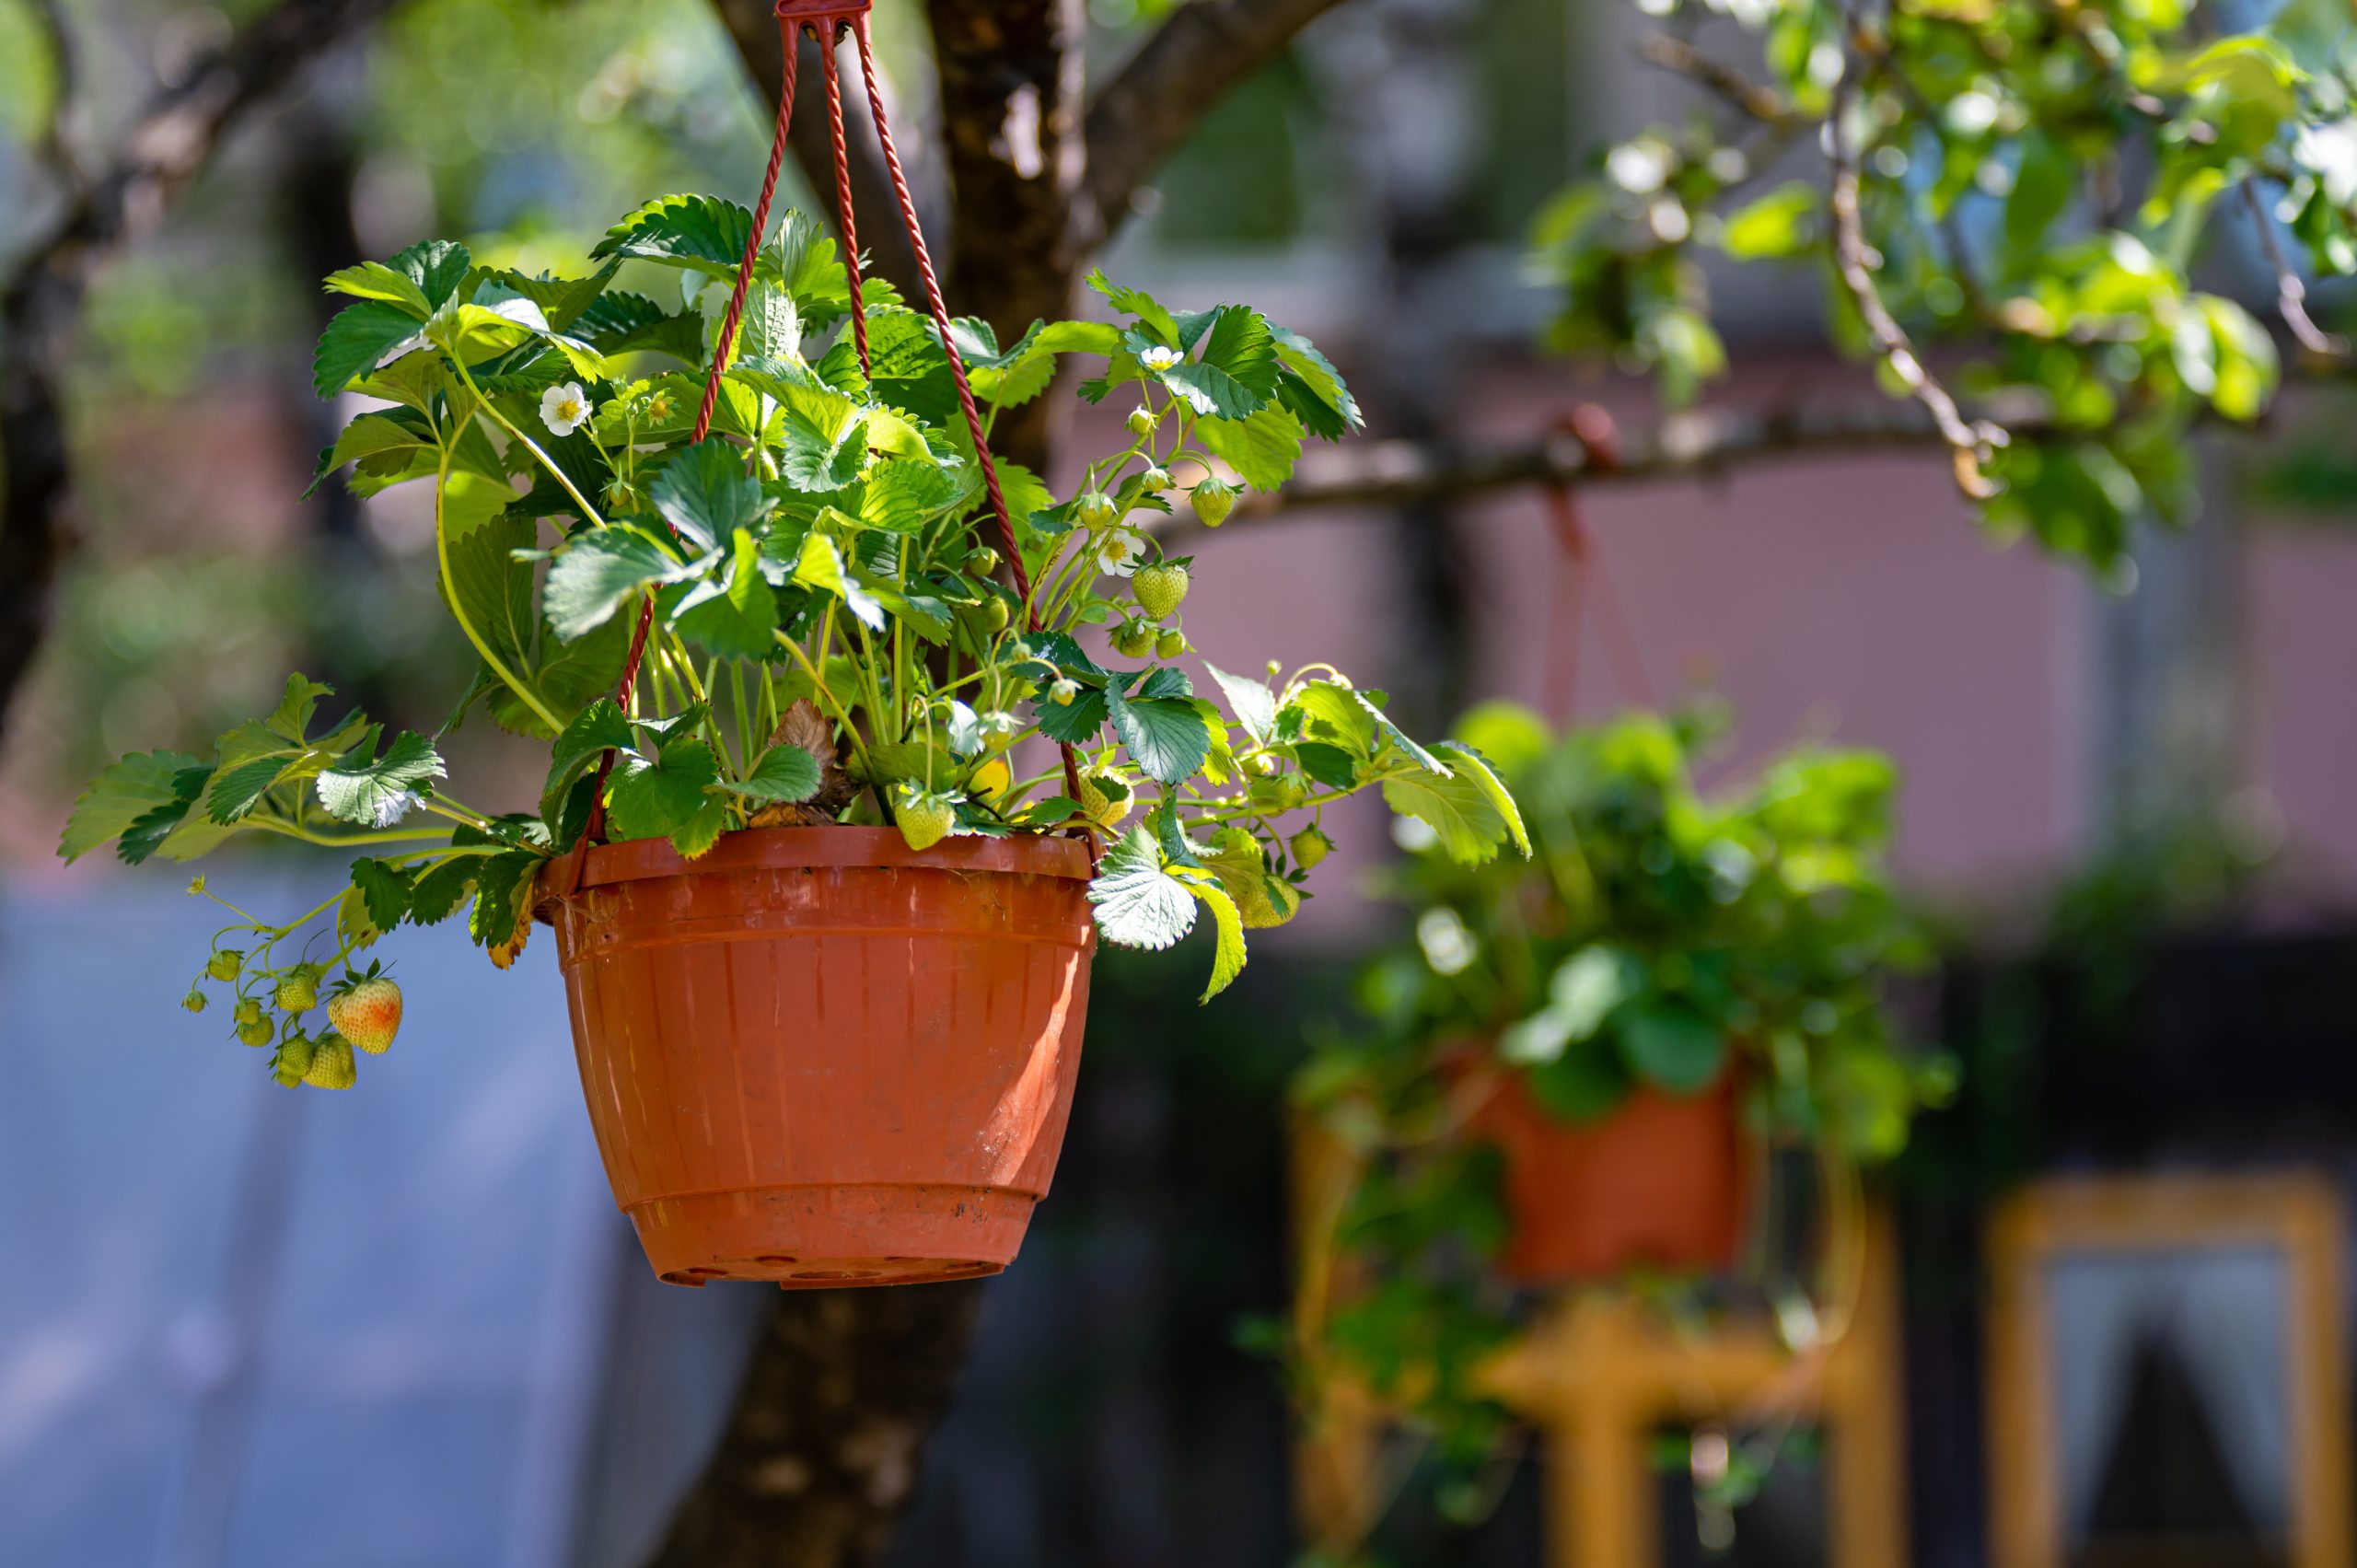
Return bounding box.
[643,1283,990,1568]
[0,0,407,743]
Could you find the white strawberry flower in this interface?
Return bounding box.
[1096,528,1148,576]
[1138,344,1181,371]
[540,381,591,436]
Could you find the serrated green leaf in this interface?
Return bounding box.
[668,528,780,662]
[1269,326,1361,439]
[350,857,414,931]
[790,531,886,631]
[1195,403,1305,491]
[591,193,754,277]
[605,735,721,840]
[205,753,293,825]
[542,697,633,815]
[408,855,481,925]
[1105,684,1210,785]
[1202,662,1279,746]
[1086,271,1180,345]
[314,300,428,398]
[389,239,472,309]
[1290,680,1377,755]
[1432,741,1527,856]
[316,731,446,829]
[544,528,701,642]
[649,436,772,552]
[1381,767,1510,866]
[736,742,821,803]
[1174,869,1248,1000]
[324,261,433,318]
[468,850,536,950]
[670,798,730,859]
[58,750,204,863]
[1086,826,1199,950]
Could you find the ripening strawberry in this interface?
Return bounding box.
[328,975,403,1056]
[1132,563,1189,621]
[893,786,958,853]
[304,1033,358,1090]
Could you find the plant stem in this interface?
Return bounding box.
[451,357,610,529]
[432,444,566,736]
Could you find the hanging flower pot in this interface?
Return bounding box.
[1474,1071,1750,1284]
[547,828,1093,1287]
[62,7,1530,1291]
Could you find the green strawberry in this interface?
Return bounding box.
[966,546,1001,575]
[207,949,244,982]
[1126,405,1159,437]
[1075,490,1120,529]
[305,1033,358,1090]
[328,975,403,1056]
[1140,465,1173,492]
[1049,679,1080,706]
[893,786,958,853]
[1132,563,1189,621]
[1191,476,1237,527]
[1075,771,1132,829]
[274,966,320,1015]
[1155,630,1186,659]
[182,990,208,1015]
[1109,620,1156,659]
[1290,825,1335,869]
[274,1035,316,1087]
[238,1016,275,1049]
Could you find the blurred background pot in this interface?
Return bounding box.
[1474,1070,1750,1284]
[545,827,1097,1289]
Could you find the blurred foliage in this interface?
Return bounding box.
[1532,0,2357,565]
[1283,702,1944,1547]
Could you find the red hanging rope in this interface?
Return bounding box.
[563,0,1083,886]
[1541,405,1653,719]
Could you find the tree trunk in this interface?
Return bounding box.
[643,1283,990,1568]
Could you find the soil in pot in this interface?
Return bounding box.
[544,827,1096,1289]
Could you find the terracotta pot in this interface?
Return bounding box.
[1475,1072,1750,1285]
[545,827,1096,1289]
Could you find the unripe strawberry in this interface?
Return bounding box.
[274,967,320,1015]
[1049,679,1080,706]
[274,1035,316,1086]
[1290,825,1335,869]
[1075,771,1132,829]
[1155,630,1186,659]
[304,1033,358,1090]
[1075,491,1120,529]
[1140,466,1172,492]
[1132,563,1189,621]
[238,1016,275,1049]
[207,949,244,982]
[1251,753,1282,776]
[182,989,208,1015]
[1109,621,1155,659]
[1191,476,1237,527]
[981,597,1011,634]
[969,757,1012,799]
[1127,405,1158,437]
[966,546,1001,575]
[329,976,403,1056]
[893,786,958,853]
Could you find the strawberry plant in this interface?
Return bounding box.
[1284,703,1945,1528]
[59,195,1527,1086]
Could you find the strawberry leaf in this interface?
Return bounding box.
[316,731,446,829]
[59,749,203,863]
[604,735,720,841]
[736,742,822,804]
[1086,826,1198,951]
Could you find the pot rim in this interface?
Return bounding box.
[572,823,1096,890]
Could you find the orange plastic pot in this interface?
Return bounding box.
[543,827,1096,1289]
[1474,1073,1750,1285]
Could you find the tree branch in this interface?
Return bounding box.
[2241,179,2345,361]
[1081,0,1355,243]
[1826,18,2000,502]
[0,0,407,743]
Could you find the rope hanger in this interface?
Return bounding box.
[568,0,1085,877]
